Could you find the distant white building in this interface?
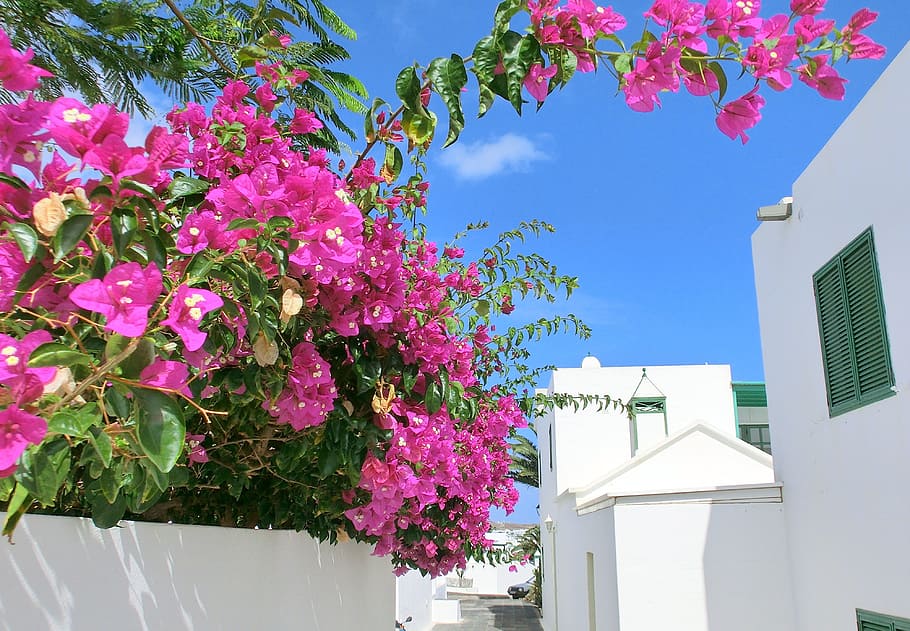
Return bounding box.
[538,361,795,631]
[752,40,910,631]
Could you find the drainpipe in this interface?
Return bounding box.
[545,515,558,631]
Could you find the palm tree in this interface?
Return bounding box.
[508,423,542,607]
[0,0,366,151]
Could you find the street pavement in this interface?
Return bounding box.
[430,596,543,631]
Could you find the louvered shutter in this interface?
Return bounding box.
[842,234,894,401]
[815,261,855,410]
[814,228,894,416]
[859,621,892,631]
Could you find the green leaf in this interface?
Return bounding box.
[141,231,167,269]
[612,52,633,78]
[237,44,269,67]
[111,208,138,258]
[493,0,524,40]
[503,34,541,114]
[141,458,169,492]
[135,389,186,473]
[395,65,424,113]
[15,438,71,505]
[2,484,33,541]
[104,387,131,419]
[383,143,403,181]
[473,36,499,83]
[168,176,210,200]
[425,381,443,414]
[87,426,113,467]
[401,109,437,147]
[48,404,100,437]
[52,214,93,262]
[3,222,38,262]
[89,491,127,528]
[318,446,340,479]
[0,172,28,189]
[475,299,490,317]
[0,476,13,502]
[227,218,260,231]
[427,54,468,147]
[27,342,93,368]
[709,61,728,102]
[99,466,122,503]
[105,334,154,378]
[119,179,158,199]
[14,260,46,306]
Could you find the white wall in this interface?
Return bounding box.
[0,513,395,631]
[753,42,910,630]
[613,502,795,631]
[548,364,737,493]
[396,570,433,631]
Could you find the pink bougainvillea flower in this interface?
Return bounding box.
[0,405,47,475]
[69,262,163,337]
[790,0,826,15]
[0,330,57,404]
[623,42,681,112]
[683,66,720,96]
[140,359,192,398]
[794,16,835,44]
[0,29,53,92]
[524,63,558,103]
[847,34,886,60]
[290,109,324,135]
[160,285,224,352]
[185,433,209,464]
[715,87,765,144]
[798,55,847,100]
[255,83,277,113]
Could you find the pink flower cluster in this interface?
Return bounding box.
[0,28,527,574]
[526,0,885,143]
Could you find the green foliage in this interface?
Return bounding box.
[0,0,366,152]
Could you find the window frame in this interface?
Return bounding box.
[813,227,895,417]
[629,396,667,454]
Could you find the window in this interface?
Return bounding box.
[630,396,667,454]
[733,382,771,454]
[739,424,771,454]
[857,609,910,631]
[813,228,894,417]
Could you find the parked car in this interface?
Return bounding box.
[507,578,534,599]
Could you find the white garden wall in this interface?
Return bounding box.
[0,513,395,630]
[752,41,910,630]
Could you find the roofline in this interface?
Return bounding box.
[576,482,784,516]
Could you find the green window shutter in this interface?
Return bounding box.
[842,235,894,400]
[857,609,910,631]
[814,228,894,416]
[815,261,856,409]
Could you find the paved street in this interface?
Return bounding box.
[431,596,543,631]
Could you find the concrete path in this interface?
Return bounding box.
[431,596,543,631]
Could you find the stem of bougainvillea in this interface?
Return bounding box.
[160,0,235,76]
[48,336,142,414]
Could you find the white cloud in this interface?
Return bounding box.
[438,133,547,180]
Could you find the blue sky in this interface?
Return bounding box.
[326,0,910,524]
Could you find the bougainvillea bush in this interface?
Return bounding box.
[0,0,884,575]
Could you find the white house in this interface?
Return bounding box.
[752,40,910,631]
[538,360,795,631]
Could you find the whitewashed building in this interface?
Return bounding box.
[542,40,910,631]
[538,360,795,631]
[752,40,910,631]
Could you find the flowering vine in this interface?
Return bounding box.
[0,0,885,575]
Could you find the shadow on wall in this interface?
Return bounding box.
[0,513,394,631]
[702,503,795,631]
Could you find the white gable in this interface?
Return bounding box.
[573,424,774,505]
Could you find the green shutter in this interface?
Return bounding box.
[842,235,894,400]
[814,228,894,416]
[857,608,910,631]
[815,261,856,409]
